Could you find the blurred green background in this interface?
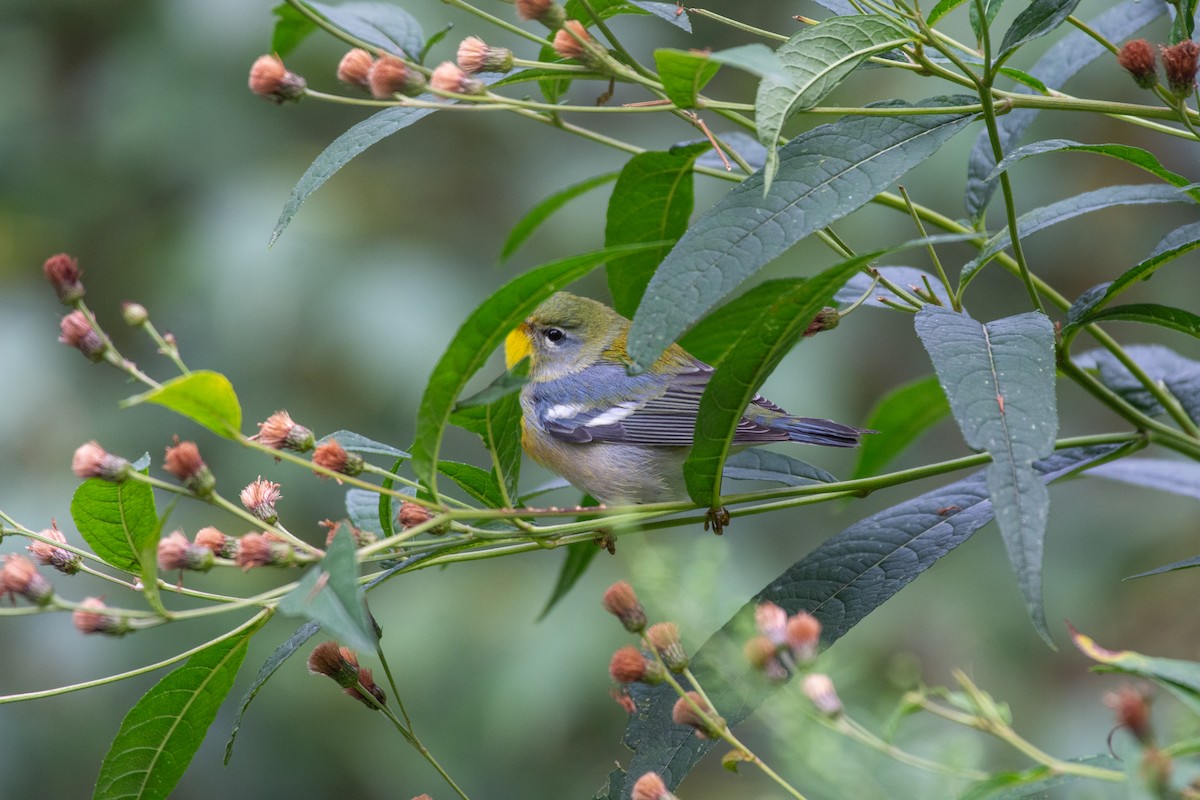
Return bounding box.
[2,1,1200,798]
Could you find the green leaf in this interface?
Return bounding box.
[122,371,242,439]
[224,620,318,765]
[914,307,1058,642]
[852,375,949,479]
[677,280,801,367]
[596,444,1121,799]
[95,621,263,800]
[960,755,1122,800]
[345,488,390,534]
[683,261,866,508]
[278,528,376,652]
[986,139,1200,198]
[996,66,1049,94]
[1090,457,1200,504]
[627,97,978,371]
[438,460,506,508]
[71,474,158,573]
[960,184,1196,288]
[755,16,916,192]
[995,0,1081,63]
[418,22,453,65]
[1077,345,1200,423]
[317,430,409,458]
[1067,303,1200,340]
[627,0,691,30]
[968,0,1004,40]
[1071,624,1200,715]
[500,172,618,263]
[536,43,572,105]
[654,49,720,108]
[453,366,530,410]
[965,0,1166,217]
[1068,222,1200,318]
[705,44,788,81]
[722,449,836,486]
[306,1,424,58]
[410,244,662,495]
[272,105,439,246]
[605,144,708,317]
[488,66,608,89]
[1171,0,1198,43]
[270,3,317,56]
[927,0,968,25]
[538,537,600,620]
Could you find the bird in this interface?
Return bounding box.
[503,292,866,505]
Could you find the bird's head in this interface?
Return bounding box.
[504,292,625,380]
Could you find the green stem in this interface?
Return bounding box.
[685,8,789,40]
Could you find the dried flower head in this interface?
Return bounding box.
[609,646,665,685]
[646,622,688,672]
[59,311,106,361]
[754,601,788,644]
[516,0,566,29]
[321,519,375,548]
[602,580,646,633]
[456,36,514,74]
[43,253,84,304]
[1104,683,1154,745]
[27,523,81,574]
[671,691,724,739]
[72,441,131,482]
[803,306,840,337]
[803,673,843,716]
[1162,40,1200,98]
[235,532,294,570]
[397,501,434,531]
[785,611,821,662]
[1,554,53,605]
[308,641,386,708]
[632,772,677,800]
[1117,39,1158,89]
[252,410,315,452]
[337,48,375,88]
[367,54,426,99]
[744,634,787,680]
[120,301,149,326]
[240,478,282,524]
[164,440,215,495]
[553,20,597,62]
[73,597,130,636]
[248,54,306,103]
[430,61,485,95]
[157,531,215,572]
[194,526,238,559]
[312,439,365,477]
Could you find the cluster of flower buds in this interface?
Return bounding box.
[1118,38,1200,99]
[252,410,315,452]
[608,645,666,686]
[157,531,216,573]
[240,478,282,525]
[307,641,386,708]
[430,62,485,96]
[1,554,54,606]
[59,310,106,362]
[234,532,295,570]
[312,438,365,478]
[164,440,216,496]
[456,37,514,74]
[516,0,566,30]
[743,601,822,680]
[602,580,647,633]
[801,673,842,717]
[553,21,604,66]
[804,306,840,338]
[249,55,307,103]
[27,523,82,574]
[321,518,376,548]
[73,596,131,636]
[631,772,679,800]
[368,54,427,99]
[195,526,238,559]
[43,253,84,305]
[671,690,725,739]
[72,441,133,483]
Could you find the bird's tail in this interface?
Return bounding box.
[773,416,871,448]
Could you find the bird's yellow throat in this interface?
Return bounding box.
[504,324,533,369]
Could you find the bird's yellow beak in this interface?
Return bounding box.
[504,322,533,369]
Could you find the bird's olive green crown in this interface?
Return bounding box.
[504,292,628,379]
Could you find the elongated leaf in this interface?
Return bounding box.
[627,97,978,371]
[500,172,618,263]
[755,16,917,192]
[122,371,242,438]
[1068,303,1200,339]
[965,0,1167,216]
[628,0,691,30]
[914,307,1058,641]
[439,460,506,508]
[1071,222,1200,317]
[71,474,158,573]
[996,0,1081,62]
[452,366,529,410]
[1171,0,1199,43]
[706,44,788,81]
[318,430,409,458]
[722,449,836,486]
[834,265,953,308]
[654,49,720,109]
[272,105,439,245]
[1071,624,1200,715]
[224,619,318,765]
[278,528,376,652]
[270,3,316,56]
[594,443,1120,799]
[96,621,262,800]
[677,280,801,367]
[410,244,661,493]
[684,261,867,507]
[996,66,1049,94]
[969,0,1005,38]
[605,144,708,317]
[1089,457,1200,502]
[960,755,1122,800]
[307,1,424,58]
[961,184,1195,287]
[489,66,608,89]
[986,140,1199,196]
[852,375,950,479]
[1129,554,1200,578]
[927,0,967,24]
[1077,345,1200,423]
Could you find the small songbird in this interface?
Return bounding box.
[503,292,865,505]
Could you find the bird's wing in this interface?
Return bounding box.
[533,362,788,447]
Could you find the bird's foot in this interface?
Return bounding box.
[704,506,731,535]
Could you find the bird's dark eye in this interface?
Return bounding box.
[543,328,565,343]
